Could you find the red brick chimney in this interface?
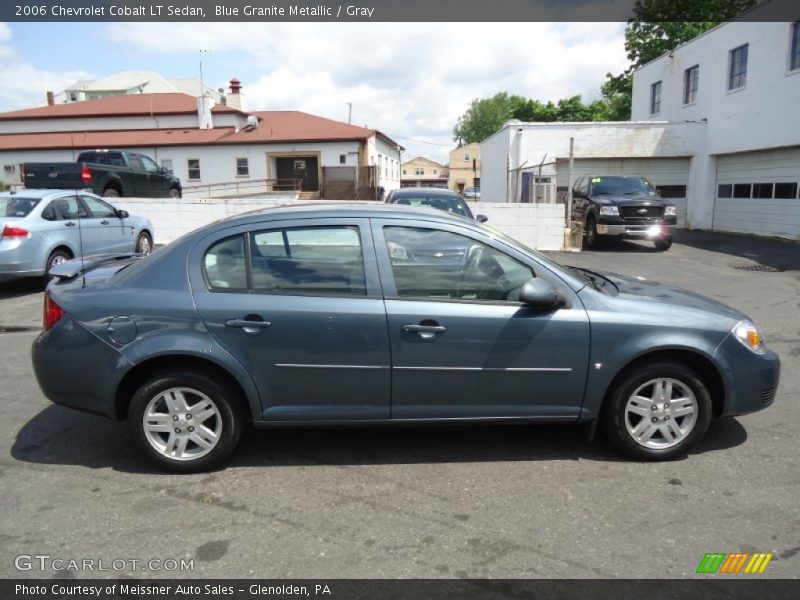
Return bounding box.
[46,91,55,106]
[229,78,241,94]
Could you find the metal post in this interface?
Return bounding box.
[567,137,574,224]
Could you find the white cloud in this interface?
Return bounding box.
[0,24,92,111]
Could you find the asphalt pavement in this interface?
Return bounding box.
[0,230,798,579]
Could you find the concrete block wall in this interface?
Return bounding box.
[113,197,567,251]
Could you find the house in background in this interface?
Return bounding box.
[448,143,480,193]
[0,78,402,200]
[481,8,799,239]
[400,156,449,188]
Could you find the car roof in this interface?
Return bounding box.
[390,187,460,197]
[0,189,80,199]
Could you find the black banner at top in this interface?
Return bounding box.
[3,0,800,22]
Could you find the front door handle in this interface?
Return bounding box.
[225,316,272,334]
[64,221,76,227]
[402,323,447,339]
[100,219,110,225]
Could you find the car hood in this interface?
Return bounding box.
[600,270,747,322]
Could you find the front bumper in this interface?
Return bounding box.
[596,220,675,238]
[32,315,133,419]
[714,334,781,417]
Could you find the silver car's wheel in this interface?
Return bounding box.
[50,254,68,268]
[136,232,152,255]
[142,387,222,462]
[624,378,698,449]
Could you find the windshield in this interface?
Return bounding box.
[391,194,473,218]
[0,196,40,218]
[590,177,657,197]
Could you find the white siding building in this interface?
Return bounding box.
[481,8,800,239]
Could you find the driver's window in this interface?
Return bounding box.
[141,156,160,173]
[384,226,533,302]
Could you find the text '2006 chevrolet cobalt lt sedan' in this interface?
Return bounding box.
[32,204,779,472]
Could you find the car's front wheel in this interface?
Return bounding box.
[128,371,244,472]
[602,361,712,460]
[135,231,152,255]
[654,236,673,251]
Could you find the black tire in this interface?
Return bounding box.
[135,231,152,255]
[601,361,712,461]
[584,215,599,249]
[102,188,121,198]
[168,188,181,199]
[43,248,71,283]
[654,237,673,251]
[127,370,244,473]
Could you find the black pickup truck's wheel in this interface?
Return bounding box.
[654,237,673,251]
[102,188,120,198]
[168,188,181,199]
[584,216,599,249]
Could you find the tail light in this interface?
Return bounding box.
[43,294,65,331]
[2,224,30,238]
[81,166,92,185]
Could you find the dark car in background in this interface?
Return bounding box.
[23,149,182,199]
[32,204,778,472]
[571,176,677,251]
[386,187,487,223]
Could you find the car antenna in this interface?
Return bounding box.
[74,190,87,289]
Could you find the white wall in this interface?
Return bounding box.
[632,22,800,156]
[374,135,402,192]
[0,112,245,134]
[113,197,567,250]
[480,127,512,203]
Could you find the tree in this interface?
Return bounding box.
[602,0,756,120]
[453,92,528,145]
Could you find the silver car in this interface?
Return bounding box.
[0,189,153,282]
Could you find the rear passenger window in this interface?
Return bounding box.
[204,235,247,290]
[250,226,366,295]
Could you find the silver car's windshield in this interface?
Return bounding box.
[1,196,41,218]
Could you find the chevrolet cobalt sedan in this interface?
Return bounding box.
[32,204,779,472]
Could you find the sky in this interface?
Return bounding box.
[0,22,628,162]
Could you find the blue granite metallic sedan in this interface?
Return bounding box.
[31,204,780,472]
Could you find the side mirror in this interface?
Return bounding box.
[117,209,129,219]
[160,166,168,175]
[476,214,488,223]
[519,278,563,309]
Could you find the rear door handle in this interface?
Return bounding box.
[225,317,271,334]
[402,323,447,339]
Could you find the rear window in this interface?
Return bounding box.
[391,194,472,218]
[0,196,40,217]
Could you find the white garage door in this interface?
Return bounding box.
[713,147,800,239]
[556,158,691,227]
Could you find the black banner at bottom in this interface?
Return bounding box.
[3,579,800,600]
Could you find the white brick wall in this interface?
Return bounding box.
[114,197,567,250]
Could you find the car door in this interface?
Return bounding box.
[189,218,391,421]
[372,219,591,420]
[126,154,152,197]
[50,194,99,256]
[81,194,130,253]
[140,155,169,197]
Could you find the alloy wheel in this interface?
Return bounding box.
[624,378,698,449]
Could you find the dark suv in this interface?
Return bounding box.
[571,176,677,251]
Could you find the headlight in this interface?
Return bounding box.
[733,320,766,354]
[599,206,619,216]
[664,205,677,216]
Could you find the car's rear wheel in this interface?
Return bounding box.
[43,249,71,282]
[584,216,599,249]
[128,371,244,472]
[135,231,152,255]
[654,237,673,251]
[602,361,712,461]
[168,188,181,199]
[103,188,121,198]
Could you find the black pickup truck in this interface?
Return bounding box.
[23,149,182,198]
[571,176,677,251]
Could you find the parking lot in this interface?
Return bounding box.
[0,229,798,579]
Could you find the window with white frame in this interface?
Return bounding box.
[236,157,249,177]
[683,65,699,104]
[464,152,471,162]
[791,22,800,72]
[728,44,748,90]
[650,81,662,114]
[160,159,173,175]
[188,159,201,180]
[415,167,424,176]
